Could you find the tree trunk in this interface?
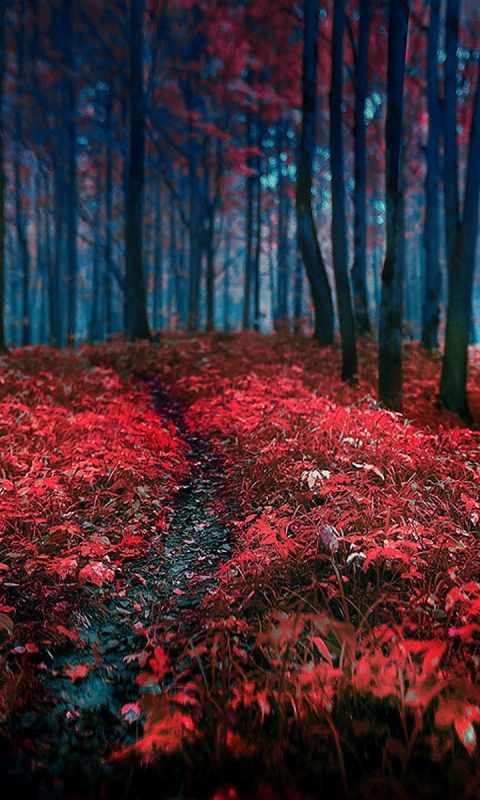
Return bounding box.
[443,0,459,269]
[50,164,64,347]
[37,171,49,344]
[440,60,480,421]
[171,195,188,328]
[205,215,215,332]
[153,175,163,331]
[296,0,333,345]
[90,165,103,342]
[293,250,303,335]
[104,87,113,339]
[124,0,151,341]
[330,0,357,380]
[0,0,5,353]
[61,0,77,346]
[203,146,215,332]
[253,141,262,332]
[275,121,290,332]
[351,0,371,335]
[422,0,441,349]
[378,0,410,411]
[223,232,231,331]
[243,115,254,330]
[15,0,30,346]
[186,115,202,332]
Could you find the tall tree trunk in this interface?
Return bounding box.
[37,171,49,344]
[203,146,215,332]
[205,218,215,331]
[50,162,64,347]
[422,0,441,349]
[275,121,290,332]
[293,251,303,335]
[223,232,231,331]
[187,153,202,330]
[61,0,77,346]
[330,0,357,380]
[187,136,202,331]
[351,0,371,335]
[0,0,5,353]
[243,115,254,330]
[253,143,262,332]
[170,195,187,328]
[90,165,103,342]
[153,176,163,331]
[296,0,334,345]
[104,87,113,339]
[124,0,151,341]
[378,0,410,411]
[440,58,480,421]
[15,0,30,346]
[443,0,459,270]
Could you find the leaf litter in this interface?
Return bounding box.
[1,334,480,798]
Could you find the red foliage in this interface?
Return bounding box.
[3,334,480,794]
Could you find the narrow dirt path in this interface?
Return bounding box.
[2,378,235,800]
[142,379,234,608]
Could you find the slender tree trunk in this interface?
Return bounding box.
[104,88,113,339]
[169,195,178,326]
[15,0,30,346]
[275,121,290,332]
[253,144,262,332]
[378,0,410,411]
[330,0,357,380]
[293,250,303,335]
[50,163,64,347]
[440,59,480,421]
[223,232,231,331]
[61,0,78,346]
[443,0,459,269]
[170,196,187,328]
[0,0,5,353]
[296,0,334,345]
[351,0,371,334]
[153,176,163,331]
[205,217,215,331]
[422,0,441,349]
[186,102,203,332]
[37,171,48,344]
[90,166,103,342]
[124,0,151,341]
[268,216,276,323]
[243,115,254,330]
[203,148,215,332]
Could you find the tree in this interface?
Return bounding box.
[296,0,334,346]
[378,0,410,411]
[14,0,30,346]
[61,0,78,346]
[273,119,290,333]
[124,0,151,341]
[439,0,480,421]
[421,0,441,350]
[330,0,357,380]
[350,0,371,335]
[0,0,5,353]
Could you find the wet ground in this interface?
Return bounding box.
[1,378,236,799]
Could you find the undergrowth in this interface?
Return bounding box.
[1,333,480,799]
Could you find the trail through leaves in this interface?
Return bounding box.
[1,334,480,799]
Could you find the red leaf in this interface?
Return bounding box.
[64,663,92,683]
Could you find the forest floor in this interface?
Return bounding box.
[1,332,480,800]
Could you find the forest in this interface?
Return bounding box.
[1,0,480,798]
